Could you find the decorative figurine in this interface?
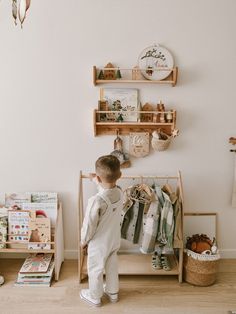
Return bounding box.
[171,128,179,137]
[116,68,122,79]
[98,100,109,121]
[141,103,153,122]
[98,70,105,80]
[104,62,116,80]
[132,66,142,80]
[157,100,166,123]
[116,113,124,122]
[160,113,165,123]
[166,111,173,123]
[157,100,165,112]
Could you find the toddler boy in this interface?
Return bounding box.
[80,155,123,307]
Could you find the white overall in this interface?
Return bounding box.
[87,189,123,299]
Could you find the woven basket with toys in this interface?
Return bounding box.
[183,234,220,286]
[151,130,171,151]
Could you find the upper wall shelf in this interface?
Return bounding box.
[93,66,178,87]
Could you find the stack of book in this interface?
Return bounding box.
[15,253,54,287]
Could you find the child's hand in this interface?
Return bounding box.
[89,173,96,181]
[89,173,100,185]
[81,243,88,255]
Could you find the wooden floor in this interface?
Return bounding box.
[0,259,236,314]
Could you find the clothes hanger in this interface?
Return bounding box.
[162,176,173,195]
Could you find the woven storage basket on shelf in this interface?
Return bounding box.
[151,132,172,151]
[183,251,220,286]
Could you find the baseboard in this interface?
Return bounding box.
[1,249,236,260]
[64,249,78,259]
[219,249,236,258]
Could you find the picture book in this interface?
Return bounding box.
[8,210,36,243]
[19,253,53,273]
[31,192,58,203]
[22,202,57,227]
[0,207,8,249]
[5,193,31,208]
[28,217,51,250]
[17,261,54,283]
[14,282,51,287]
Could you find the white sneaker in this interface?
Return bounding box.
[103,286,119,303]
[0,275,4,286]
[80,289,101,307]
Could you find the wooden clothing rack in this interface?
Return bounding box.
[78,171,184,283]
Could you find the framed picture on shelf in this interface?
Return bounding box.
[100,88,139,122]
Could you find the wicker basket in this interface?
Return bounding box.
[151,132,172,151]
[183,252,220,286]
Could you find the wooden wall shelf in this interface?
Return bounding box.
[93,66,178,87]
[93,109,176,136]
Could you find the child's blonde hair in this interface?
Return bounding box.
[95,155,121,183]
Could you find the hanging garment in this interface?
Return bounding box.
[81,186,123,299]
[125,183,153,205]
[172,188,183,248]
[155,186,174,248]
[140,198,160,254]
[162,185,183,248]
[121,184,153,244]
[121,199,145,244]
[121,183,176,252]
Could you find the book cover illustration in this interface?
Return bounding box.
[28,217,51,250]
[31,192,58,203]
[8,210,36,242]
[16,261,54,284]
[22,203,57,227]
[5,193,31,208]
[19,253,53,273]
[0,207,8,249]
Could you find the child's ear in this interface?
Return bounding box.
[96,175,102,183]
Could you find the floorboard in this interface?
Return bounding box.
[0,259,236,314]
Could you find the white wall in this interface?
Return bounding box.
[0,0,236,258]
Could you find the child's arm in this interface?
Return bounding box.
[89,173,102,192]
[81,195,101,246]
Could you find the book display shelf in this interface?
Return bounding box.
[0,202,64,282]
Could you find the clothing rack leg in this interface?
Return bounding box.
[178,248,183,283]
[78,171,84,283]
